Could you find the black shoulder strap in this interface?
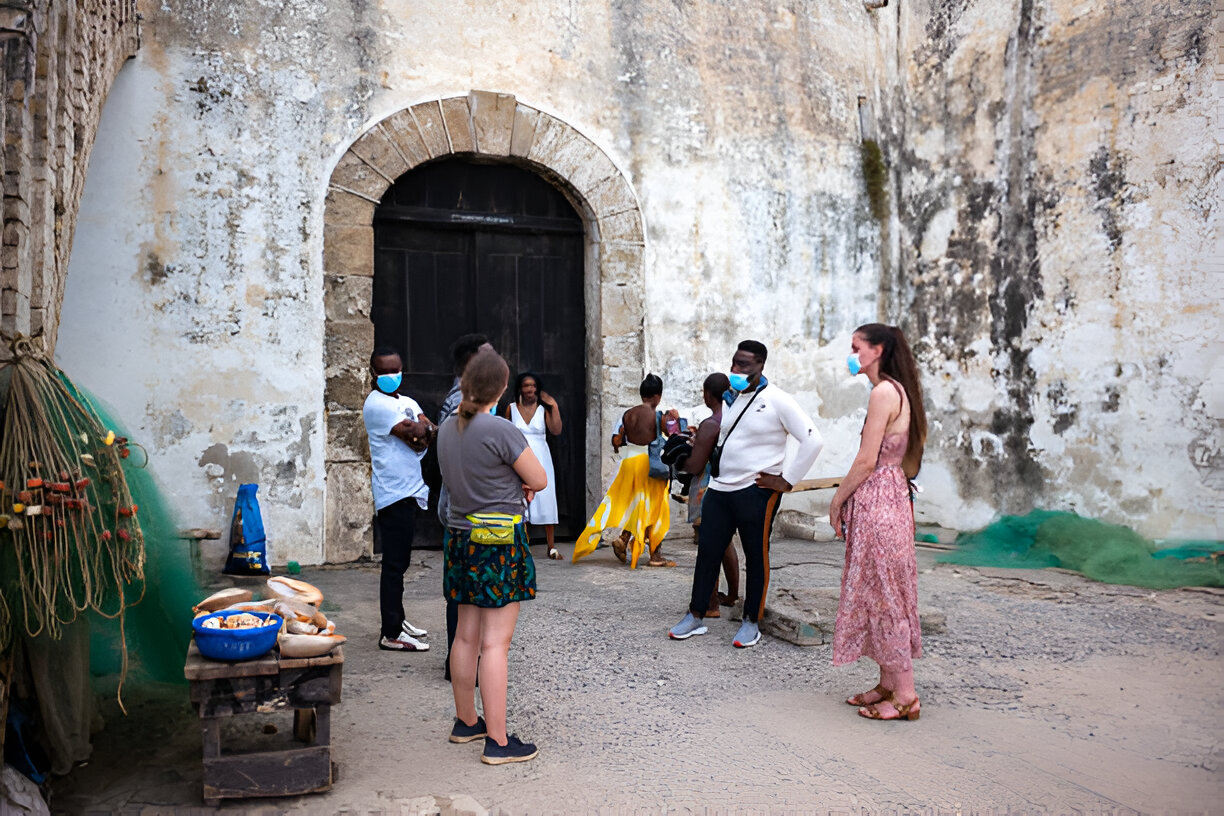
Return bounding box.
[721,385,765,448]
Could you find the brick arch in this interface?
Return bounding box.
[321,90,646,562]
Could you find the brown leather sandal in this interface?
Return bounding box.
[846,684,892,707]
[858,695,921,721]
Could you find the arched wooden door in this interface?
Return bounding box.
[372,157,587,546]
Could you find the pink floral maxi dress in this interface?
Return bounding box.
[832,406,922,671]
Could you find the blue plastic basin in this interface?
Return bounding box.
[191,611,282,661]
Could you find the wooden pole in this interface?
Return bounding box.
[790,477,842,492]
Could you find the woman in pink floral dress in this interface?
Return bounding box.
[829,324,928,721]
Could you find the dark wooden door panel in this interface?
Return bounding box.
[370,158,586,547]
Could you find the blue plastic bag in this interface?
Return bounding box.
[4,701,49,784]
[223,483,269,575]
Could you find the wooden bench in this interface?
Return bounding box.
[183,640,343,806]
[790,477,842,493]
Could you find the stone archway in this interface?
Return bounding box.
[321,90,646,562]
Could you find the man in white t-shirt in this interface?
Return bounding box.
[669,340,824,648]
[363,347,435,652]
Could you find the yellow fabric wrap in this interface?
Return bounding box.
[573,453,670,568]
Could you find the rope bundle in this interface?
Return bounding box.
[0,336,147,697]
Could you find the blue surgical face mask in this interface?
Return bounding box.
[847,354,862,376]
[728,372,750,392]
[376,372,402,393]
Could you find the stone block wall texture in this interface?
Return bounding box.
[320,92,644,561]
[45,0,1219,565]
[0,0,139,351]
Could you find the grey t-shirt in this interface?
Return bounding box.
[437,412,529,530]
[435,379,463,525]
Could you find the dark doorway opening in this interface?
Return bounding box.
[372,157,587,548]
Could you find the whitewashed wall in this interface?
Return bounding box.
[890,0,1220,539]
[56,0,1219,564]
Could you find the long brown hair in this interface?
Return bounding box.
[856,323,927,478]
[457,348,509,430]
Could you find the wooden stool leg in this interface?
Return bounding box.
[201,717,221,758]
[293,708,317,743]
[201,717,221,806]
[315,705,331,747]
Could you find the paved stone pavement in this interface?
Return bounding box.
[50,534,1221,815]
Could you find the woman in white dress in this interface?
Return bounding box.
[504,372,563,559]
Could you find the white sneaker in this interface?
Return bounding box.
[401,619,428,638]
[379,633,429,651]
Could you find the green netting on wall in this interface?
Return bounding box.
[1,344,201,735]
[83,390,201,686]
[939,510,1222,589]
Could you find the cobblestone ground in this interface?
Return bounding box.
[51,534,1221,815]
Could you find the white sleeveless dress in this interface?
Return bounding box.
[509,402,559,525]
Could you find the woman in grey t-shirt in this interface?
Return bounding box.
[437,348,547,765]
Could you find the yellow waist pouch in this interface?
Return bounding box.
[465,513,522,545]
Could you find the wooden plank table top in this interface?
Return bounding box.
[184,640,344,682]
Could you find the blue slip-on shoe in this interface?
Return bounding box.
[668,612,708,640]
[481,734,539,765]
[732,619,761,648]
[449,716,487,744]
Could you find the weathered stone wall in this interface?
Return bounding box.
[882,0,1219,537]
[51,0,1219,564]
[0,0,139,351]
[320,92,646,562]
[57,0,894,563]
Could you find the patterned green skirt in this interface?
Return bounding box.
[443,523,537,608]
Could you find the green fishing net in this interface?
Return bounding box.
[0,342,200,690]
[83,391,201,686]
[939,510,1222,589]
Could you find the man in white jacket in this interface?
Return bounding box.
[669,340,824,648]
